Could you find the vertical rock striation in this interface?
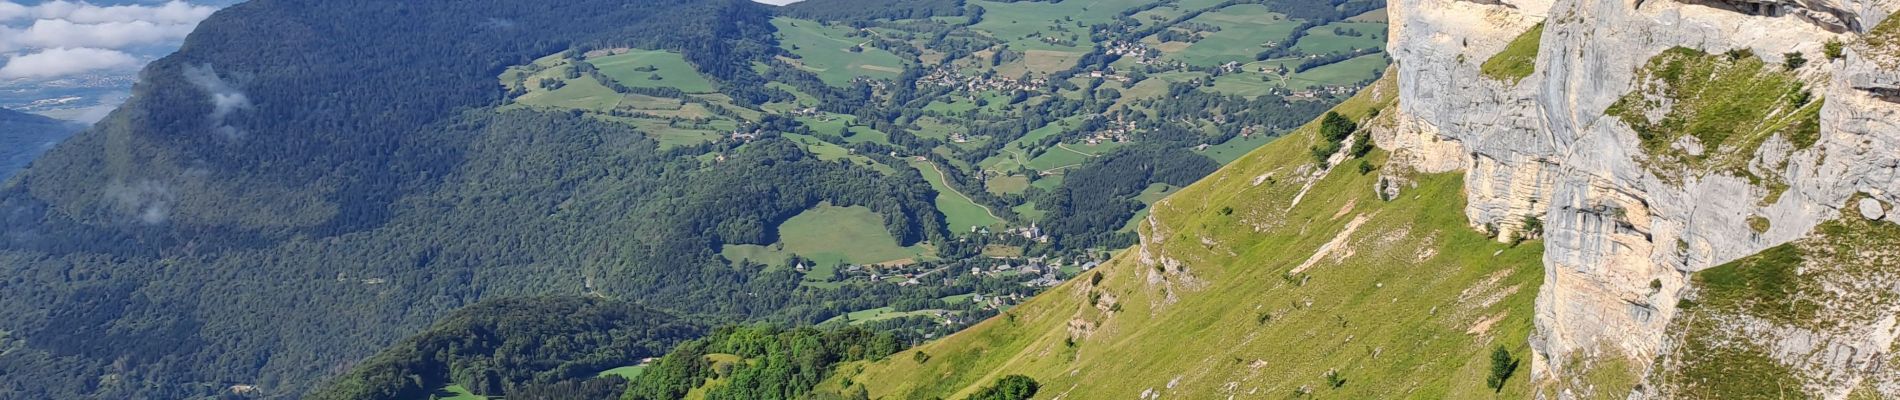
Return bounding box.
[1382,0,1900,396]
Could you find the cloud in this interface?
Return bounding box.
[10,18,198,49]
[105,179,175,225]
[0,1,220,80]
[0,47,138,79]
[183,63,250,138]
[0,1,217,24]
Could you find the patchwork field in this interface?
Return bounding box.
[966,0,1149,52]
[501,51,740,148]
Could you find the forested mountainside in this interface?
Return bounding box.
[0,109,77,181]
[0,0,1392,398]
[306,296,700,400]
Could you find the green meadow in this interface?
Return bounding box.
[720,203,933,271]
[774,17,907,85]
[590,49,718,93]
[1168,4,1300,67]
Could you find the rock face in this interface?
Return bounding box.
[1381,0,1900,397]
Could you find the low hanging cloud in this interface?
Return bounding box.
[183,63,250,138]
[0,1,221,81]
[0,47,138,79]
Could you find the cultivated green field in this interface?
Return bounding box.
[1024,142,1118,171]
[1287,52,1389,89]
[1293,21,1388,55]
[515,73,622,112]
[1167,4,1300,67]
[978,118,1080,172]
[720,203,933,270]
[612,116,728,148]
[797,113,891,145]
[432,385,486,400]
[1202,71,1284,97]
[1010,202,1046,223]
[774,17,907,85]
[590,49,718,93]
[598,365,649,380]
[985,175,1032,195]
[1197,131,1278,164]
[910,159,1005,233]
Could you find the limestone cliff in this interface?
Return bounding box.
[1379,0,1900,396]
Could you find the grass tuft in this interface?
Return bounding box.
[1480,23,1543,83]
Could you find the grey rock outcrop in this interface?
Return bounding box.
[1380,0,1900,396]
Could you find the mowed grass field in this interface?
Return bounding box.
[597,365,648,380]
[1292,21,1388,55]
[1196,131,1278,164]
[610,116,728,148]
[797,113,891,145]
[720,203,932,270]
[1167,4,1299,67]
[590,49,717,93]
[909,159,1004,233]
[433,385,486,400]
[514,70,623,112]
[1286,52,1389,89]
[986,174,1032,195]
[774,17,907,86]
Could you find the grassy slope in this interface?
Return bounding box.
[829,72,1546,399]
[1480,23,1542,83]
